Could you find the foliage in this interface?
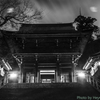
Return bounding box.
[92,27,100,40]
[73,15,98,31]
[73,15,100,40]
[0,0,42,31]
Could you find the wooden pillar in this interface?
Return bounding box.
[56,55,59,83]
[35,55,38,83]
[72,55,77,82]
[4,72,8,85]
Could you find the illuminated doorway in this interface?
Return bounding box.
[39,70,55,83]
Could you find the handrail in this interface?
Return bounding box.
[90,77,100,92]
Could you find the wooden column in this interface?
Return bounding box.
[35,54,38,83]
[56,55,59,82]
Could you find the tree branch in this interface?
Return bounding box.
[0,0,43,29]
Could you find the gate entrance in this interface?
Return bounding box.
[39,70,55,83]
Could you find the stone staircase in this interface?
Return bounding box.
[0,83,100,100]
[3,83,84,88]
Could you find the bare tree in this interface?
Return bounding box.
[0,0,42,31]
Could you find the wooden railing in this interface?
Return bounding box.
[90,77,100,92]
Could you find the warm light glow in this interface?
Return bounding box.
[77,72,85,78]
[40,73,55,75]
[40,70,55,75]
[9,72,18,79]
[40,70,55,73]
[98,61,100,65]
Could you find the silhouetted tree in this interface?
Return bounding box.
[73,15,97,31]
[73,15,100,41]
[0,0,42,31]
[0,0,43,58]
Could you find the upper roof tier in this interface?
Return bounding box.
[1,23,93,38]
[19,23,75,34]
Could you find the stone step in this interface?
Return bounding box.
[3,83,85,88]
[0,83,100,100]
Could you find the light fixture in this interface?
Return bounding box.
[77,71,85,78]
[40,70,55,73]
[40,73,55,75]
[97,61,100,66]
[40,70,55,75]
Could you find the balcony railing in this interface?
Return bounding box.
[90,77,100,92]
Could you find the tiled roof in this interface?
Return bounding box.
[19,23,76,34]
